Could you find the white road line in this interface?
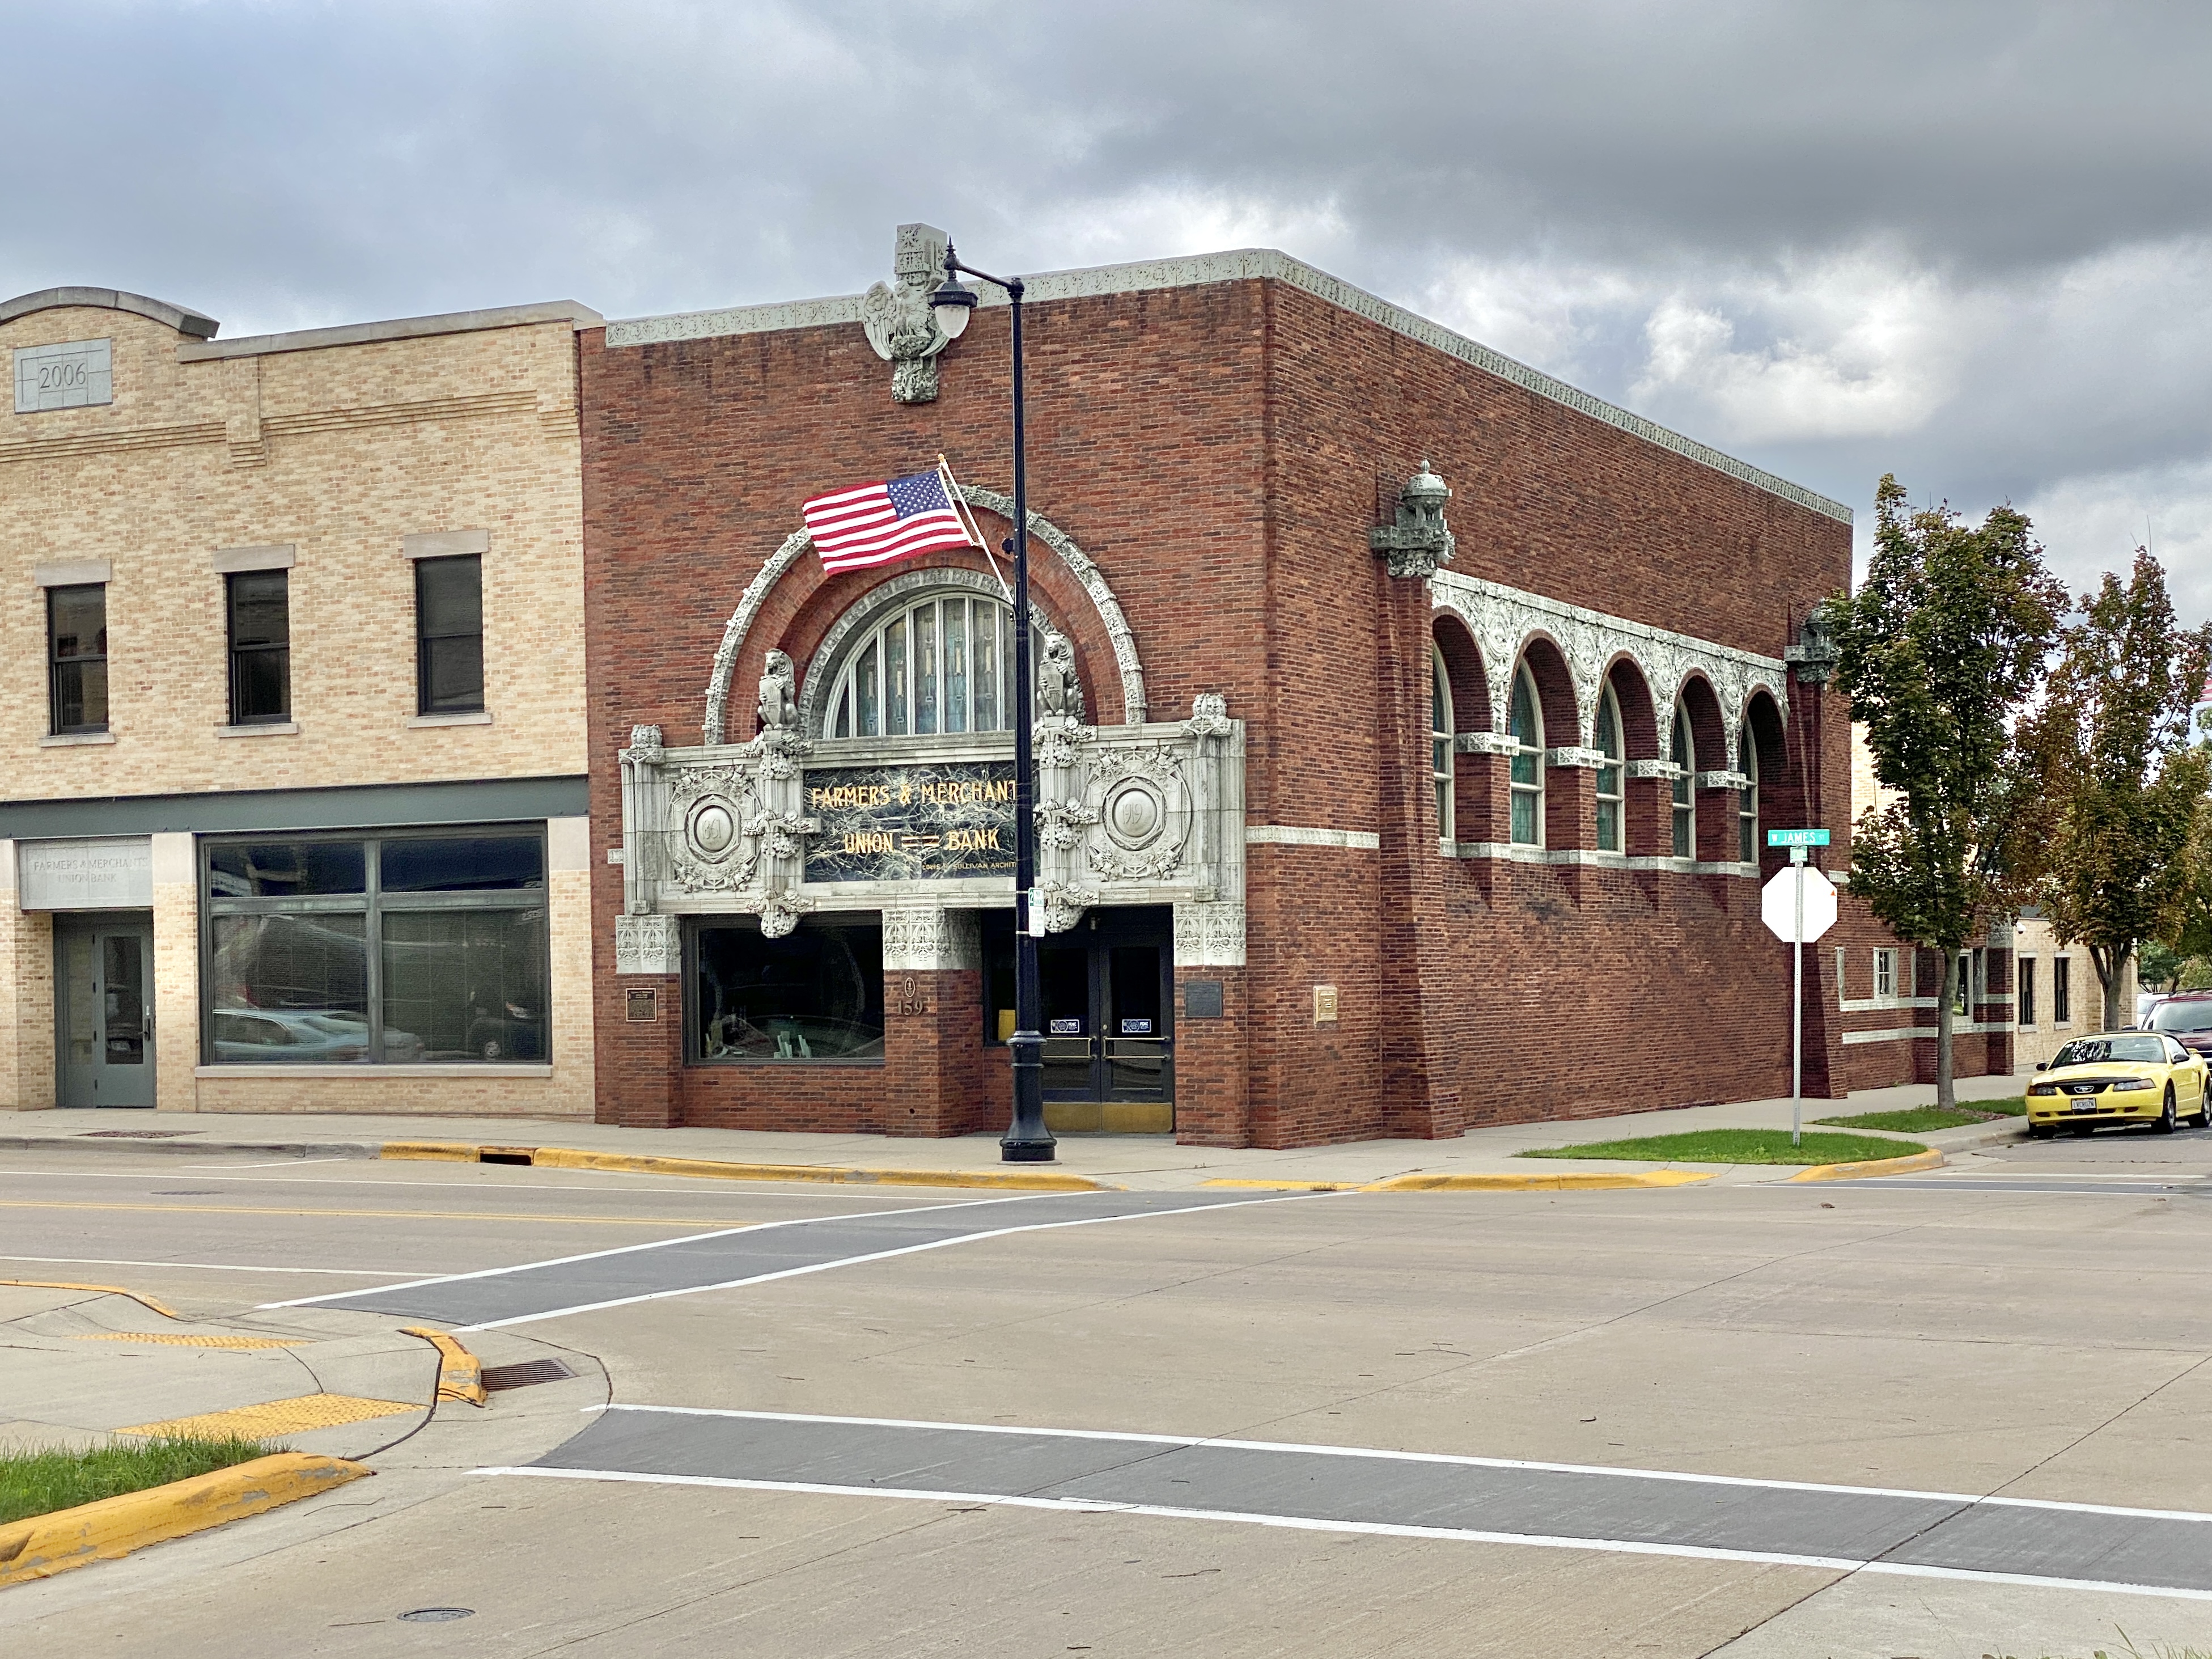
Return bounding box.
[0,1252,412,1277]
[468,1467,2212,1603]
[587,1406,2212,1525]
[0,1167,978,1200]
[450,1193,1336,1332]
[256,1192,1053,1311]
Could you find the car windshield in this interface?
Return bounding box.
[2052,1035,2166,1066]
[2150,1001,2212,1032]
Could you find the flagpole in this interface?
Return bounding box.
[935,246,1055,1163]
[937,454,1012,604]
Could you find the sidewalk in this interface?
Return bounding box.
[0,1073,2025,1190]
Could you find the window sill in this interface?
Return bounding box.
[215,721,299,739]
[195,1063,554,1078]
[40,730,115,747]
[408,710,493,729]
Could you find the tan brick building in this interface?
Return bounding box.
[0,286,598,1116]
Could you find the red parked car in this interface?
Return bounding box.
[2147,992,2212,1059]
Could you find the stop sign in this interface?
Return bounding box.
[1762,865,1838,943]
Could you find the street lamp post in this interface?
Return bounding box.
[930,246,1056,1163]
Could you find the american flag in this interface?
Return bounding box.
[803,467,976,573]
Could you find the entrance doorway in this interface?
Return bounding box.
[56,912,155,1107]
[1037,906,1173,1133]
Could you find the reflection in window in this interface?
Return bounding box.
[693,919,884,1063]
[1431,645,1454,843]
[1508,663,1543,847]
[828,592,1013,738]
[201,830,547,1065]
[1596,683,1624,853]
[1671,704,1696,858]
[384,911,546,1061]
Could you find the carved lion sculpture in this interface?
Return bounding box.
[1035,629,1084,721]
[757,649,799,733]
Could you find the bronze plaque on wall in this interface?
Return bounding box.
[804,761,1018,883]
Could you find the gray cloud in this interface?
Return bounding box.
[6,0,2210,612]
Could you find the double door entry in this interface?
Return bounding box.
[56,913,155,1108]
[1037,906,1173,1134]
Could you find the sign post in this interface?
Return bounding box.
[1762,830,1837,1146]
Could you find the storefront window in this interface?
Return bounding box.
[691,916,884,1063]
[202,828,547,1065]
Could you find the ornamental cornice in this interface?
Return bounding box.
[1431,569,1789,772]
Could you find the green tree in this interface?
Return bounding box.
[1832,476,2063,1107]
[2022,549,2212,1030]
[2137,938,2188,996]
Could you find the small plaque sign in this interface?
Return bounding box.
[1312,984,1340,1025]
[14,338,113,413]
[625,987,658,1023]
[1120,1018,1154,1035]
[804,761,1017,883]
[1183,980,1224,1019]
[1050,1017,1083,1036]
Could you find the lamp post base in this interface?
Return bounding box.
[998,1136,1058,1163]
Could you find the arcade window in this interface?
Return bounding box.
[1507,662,1544,846]
[226,569,290,724]
[1670,702,1696,857]
[1737,717,1759,863]
[1430,645,1454,843]
[416,555,485,714]
[690,916,884,1064]
[47,582,108,735]
[1595,684,1624,853]
[200,828,548,1066]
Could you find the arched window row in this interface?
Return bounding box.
[1433,621,1789,870]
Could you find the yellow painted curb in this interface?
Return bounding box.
[0,1452,369,1587]
[401,1326,486,1406]
[1367,1170,1718,1192]
[1785,1148,1945,1183]
[375,1140,1108,1192]
[0,1279,183,1320]
[1198,1179,1363,1191]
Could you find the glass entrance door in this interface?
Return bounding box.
[56,915,155,1107]
[1028,907,1173,1133]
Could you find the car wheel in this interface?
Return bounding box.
[2070,1122,2095,1137]
[480,1038,503,1061]
[2156,1088,2178,1134]
[2197,1093,2211,1129]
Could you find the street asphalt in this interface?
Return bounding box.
[2,1123,2209,1656]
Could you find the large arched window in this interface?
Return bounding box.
[1431,645,1454,844]
[1508,662,1544,847]
[1671,702,1695,857]
[1738,717,1759,862]
[826,590,1016,738]
[1596,683,1624,853]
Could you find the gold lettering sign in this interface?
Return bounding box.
[806,760,1018,883]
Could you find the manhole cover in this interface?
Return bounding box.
[80,1129,200,1139]
[482,1357,577,1393]
[397,1608,474,1623]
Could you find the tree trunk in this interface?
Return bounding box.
[2091,942,2129,1030]
[1935,951,1956,1110]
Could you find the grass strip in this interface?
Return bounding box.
[0,1436,273,1526]
[1517,1129,1928,1166]
[1812,1107,2001,1132]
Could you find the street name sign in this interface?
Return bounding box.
[1766,827,1831,848]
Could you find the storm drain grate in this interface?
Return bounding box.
[80,1129,201,1139]
[481,1357,578,1393]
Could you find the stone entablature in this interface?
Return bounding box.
[1430,569,1789,773]
[616,697,1247,962]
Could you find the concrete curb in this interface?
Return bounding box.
[0,1453,370,1587]
[1367,1170,1718,1192]
[1784,1149,1946,1183]
[400,1327,486,1406]
[0,1135,378,1161]
[380,1140,1113,1192]
[1,1279,183,1320]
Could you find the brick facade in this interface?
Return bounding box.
[580,246,2013,1147]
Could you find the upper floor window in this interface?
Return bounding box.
[1595,683,1624,853]
[1430,645,1454,843]
[48,583,108,735]
[828,590,1014,738]
[226,570,290,725]
[416,556,484,715]
[1738,717,1758,862]
[1874,947,1896,998]
[1507,662,1544,846]
[2018,957,2037,1026]
[2054,955,2072,1023]
[1671,703,1695,857]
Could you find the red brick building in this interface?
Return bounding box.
[580,226,2011,1146]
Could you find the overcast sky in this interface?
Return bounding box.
[11,1,2208,613]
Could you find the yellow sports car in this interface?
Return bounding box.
[2026,1031,2211,1137]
